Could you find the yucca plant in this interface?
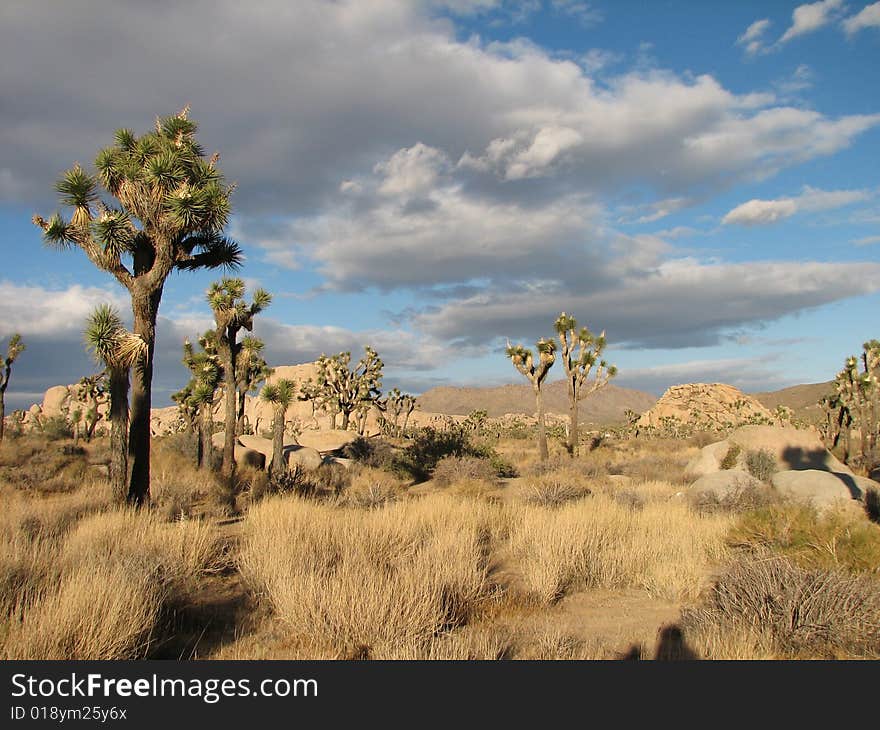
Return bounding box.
[34,108,242,503]
[235,335,272,435]
[260,378,297,477]
[173,331,223,469]
[207,277,272,486]
[507,337,556,461]
[0,333,25,443]
[377,388,417,438]
[554,312,617,456]
[84,305,147,502]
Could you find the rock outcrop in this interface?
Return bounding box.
[638,383,774,434]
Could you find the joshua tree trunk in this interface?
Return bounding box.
[270,406,285,478]
[128,288,161,505]
[109,368,130,504]
[567,386,579,456]
[329,410,337,430]
[534,384,549,461]
[220,336,237,486]
[0,397,5,443]
[341,409,350,431]
[198,405,214,470]
[236,387,247,435]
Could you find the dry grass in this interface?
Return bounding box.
[240,494,498,658]
[504,494,732,604]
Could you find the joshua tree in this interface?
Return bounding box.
[507,338,556,461]
[84,305,147,502]
[33,108,242,504]
[173,331,222,469]
[73,374,107,443]
[260,378,297,477]
[312,347,384,431]
[378,388,417,438]
[554,312,617,456]
[0,334,26,443]
[207,278,272,486]
[235,336,272,435]
[826,340,879,467]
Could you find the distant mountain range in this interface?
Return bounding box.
[752,382,833,424]
[417,379,835,426]
[417,379,656,425]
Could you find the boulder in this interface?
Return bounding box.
[727,425,849,474]
[771,469,864,508]
[684,440,732,478]
[236,447,266,470]
[237,434,274,463]
[42,385,70,417]
[637,383,773,431]
[296,429,359,453]
[286,445,324,472]
[688,470,763,500]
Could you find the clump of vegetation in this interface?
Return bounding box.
[744,448,776,483]
[720,444,741,470]
[690,484,778,515]
[727,502,880,574]
[522,476,591,507]
[393,426,513,482]
[684,556,880,658]
[40,416,74,442]
[433,455,498,487]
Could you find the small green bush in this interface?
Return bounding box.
[745,448,776,483]
[720,444,741,470]
[432,455,497,487]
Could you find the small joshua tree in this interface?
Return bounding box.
[173,331,222,469]
[0,333,26,443]
[554,312,617,456]
[378,388,417,438]
[207,278,272,486]
[312,347,384,431]
[260,378,297,477]
[84,305,147,502]
[235,336,272,435]
[507,337,556,461]
[826,340,879,467]
[73,373,107,443]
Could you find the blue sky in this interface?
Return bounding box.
[1,0,879,410]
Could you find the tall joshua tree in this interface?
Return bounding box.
[207,278,272,485]
[235,336,272,435]
[554,312,617,456]
[85,305,147,502]
[34,108,242,504]
[260,378,297,477]
[0,334,26,443]
[173,331,222,469]
[507,338,556,461]
[378,388,417,438]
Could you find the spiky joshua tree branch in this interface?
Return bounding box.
[507,337,556,461]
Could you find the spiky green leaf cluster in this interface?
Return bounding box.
[84,304,147,370]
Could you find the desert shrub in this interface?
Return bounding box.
[1,446,94,494]
[744,448,776,482]
[522,476,591,508]
[394,427,514,482]
[727,502,880,573]
[157,432,199,463]
[613,453,690,485]
[526,456,604,479]
[683,556,880,658]
[40,416,73,442]
[337,467,405,509]
[433,455,497,487]
[690,484,778,515]
[720,444,741,470]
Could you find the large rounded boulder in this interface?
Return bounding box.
[286,445,324,472]
[296,429,359,453]
[771,469,867,509]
